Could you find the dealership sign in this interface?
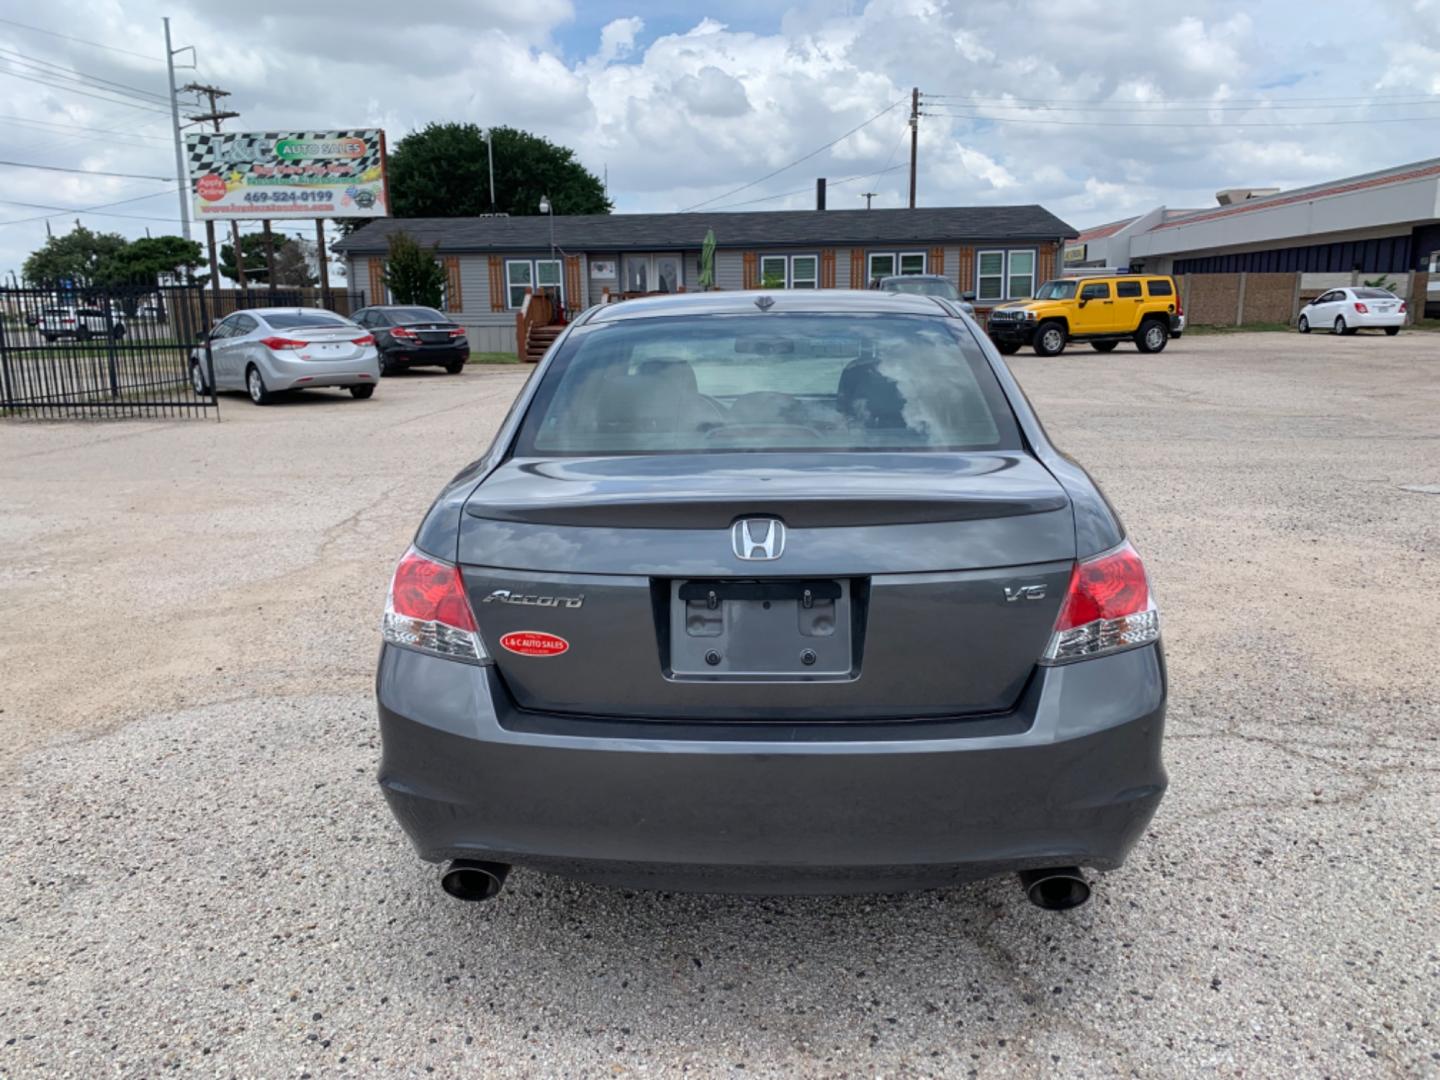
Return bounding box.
[185,129,388,219]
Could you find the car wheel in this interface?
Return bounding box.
[377,352,392,377]
[1298,315,1310,333]
[994,342,1020,355]
[1385,327,1400,336]
[190,361,211,397]
[246,365,273,405]
[1333,316,1347,335]
[446,358,466,374]
[1135,319,1168,354]
[1033,322,1067,357]
[1090,341,1118,353]
[349,384,376,399]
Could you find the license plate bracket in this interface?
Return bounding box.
[669,579,852,678]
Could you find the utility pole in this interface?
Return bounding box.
[908,87,919,210]
[184,82,244,289]
[486,127,497,212]
[860,191,878,210]
[162,19,193,242]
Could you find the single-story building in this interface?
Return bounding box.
[332,204,1076,353]
[1066,157,1440,320]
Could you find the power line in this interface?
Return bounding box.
[0,67,172,114]
[923,90,1440,107]
[921,110,1440,128]
[0,47,170,103]
[923,96,1440,113]
[0,15,163,63]
[680,96,907,212]
[707,163,908,211]
[0,187,179,227]
[0,112,169,143]
[0,159,173,180]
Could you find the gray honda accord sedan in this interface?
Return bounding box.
[376,290,1167,910]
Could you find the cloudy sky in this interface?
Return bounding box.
[2,0,1439,281]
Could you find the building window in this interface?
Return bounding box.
[790,255,818,289]
[759,256,788,289]
[977,250,1005,301]
[758,254,820,289]
[866,251,925,285]
[505,258,564,309]
[1007,250,1035,299]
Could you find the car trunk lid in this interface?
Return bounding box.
[459,452,1074,721]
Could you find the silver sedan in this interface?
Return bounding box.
[189,308,381,405]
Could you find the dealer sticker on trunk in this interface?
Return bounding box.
[499,631,569,657]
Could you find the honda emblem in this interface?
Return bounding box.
[732,518,785,561]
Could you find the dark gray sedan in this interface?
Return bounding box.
[376,290,1167,910]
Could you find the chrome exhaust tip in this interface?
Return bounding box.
[439,859,510,902]
[1017,866,1090,911]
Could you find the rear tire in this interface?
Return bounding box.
[377,352,392,377]
[446,358,466,374]
[1032,321,1067,357]
[349,384,375,399]
[1135,319,1169,354]
[1298,315,1310,333]
[246,364,273,406]
[190,361,210,397]
[1384,326,1399,336]
[1090,341,1119,353]
[1333,316,1348,335]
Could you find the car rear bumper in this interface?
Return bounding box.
[376,643,1168,894]
[1348,312,1405,328]
[383,345,470,365]
[265,352,381,390]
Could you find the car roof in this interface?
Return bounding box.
[359,304,446,311]
[232,307,352,317]
[879,273,947,281]
[582,289,950,324]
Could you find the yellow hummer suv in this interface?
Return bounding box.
[986,273,1184,356]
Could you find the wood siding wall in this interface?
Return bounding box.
[367,257,385,305]
[487,256,505,311]
[443,257,462,312]
[956,246,975,293]
[820,249,836,289]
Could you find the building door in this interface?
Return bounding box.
[622,254,684,294]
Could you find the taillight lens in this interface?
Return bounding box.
[391,326,419,341]
[1354,302,1369,314]
[382,547,488,662]
[1042,541,1159,664]
[448,327,467,338]
[1399,301,1407,313]
[352,334,375,346]
[1175,291,1183,317]
[261,336,306,351]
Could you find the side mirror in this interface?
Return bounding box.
[196,330,209,342]
[1078,298,1088,308]
[961,290,976,302]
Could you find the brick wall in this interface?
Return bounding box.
[1178,274,1242,326]
[1239,273,1296,324]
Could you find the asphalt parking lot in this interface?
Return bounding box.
[2,332,1437,1077]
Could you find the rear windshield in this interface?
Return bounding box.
[389,306,447,323]
[264,312,351,329]
[882,278,959,298]
[1352,288,1396,299]
[514,313,1021,455]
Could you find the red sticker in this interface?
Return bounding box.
[196,174,227,202]
[499,631,569,657]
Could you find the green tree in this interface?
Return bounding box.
[382,231,446,307]
[112,235,206,286]
[219,234,269,283]
[219,234,319,286]
[387,123,611,219]
[22,225,130,285]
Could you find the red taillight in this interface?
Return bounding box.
[448,327,467,338]
[352,334,375,346]
[1043,541,1159,663]
[1399,301,1407,313]
[261,336,306,351]
[382,547,486,661]
[1175,291,1183,317]
[391,326,419,341]
[1354,302,1369,314]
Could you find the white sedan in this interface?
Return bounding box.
[1298,287,1406,336]
[189,307,380,405]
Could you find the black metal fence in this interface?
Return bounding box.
[0,283,365,420]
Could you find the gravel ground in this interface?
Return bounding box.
[2,333,1437,1077]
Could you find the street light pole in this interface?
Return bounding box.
[163,18,191,241]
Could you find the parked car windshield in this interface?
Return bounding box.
[881,277,959,299]
[1352,288,1397,299]
[515,313,1021,455]
[264,312,352,329]
[389,306,448,323]
[1033,280,1078,300]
